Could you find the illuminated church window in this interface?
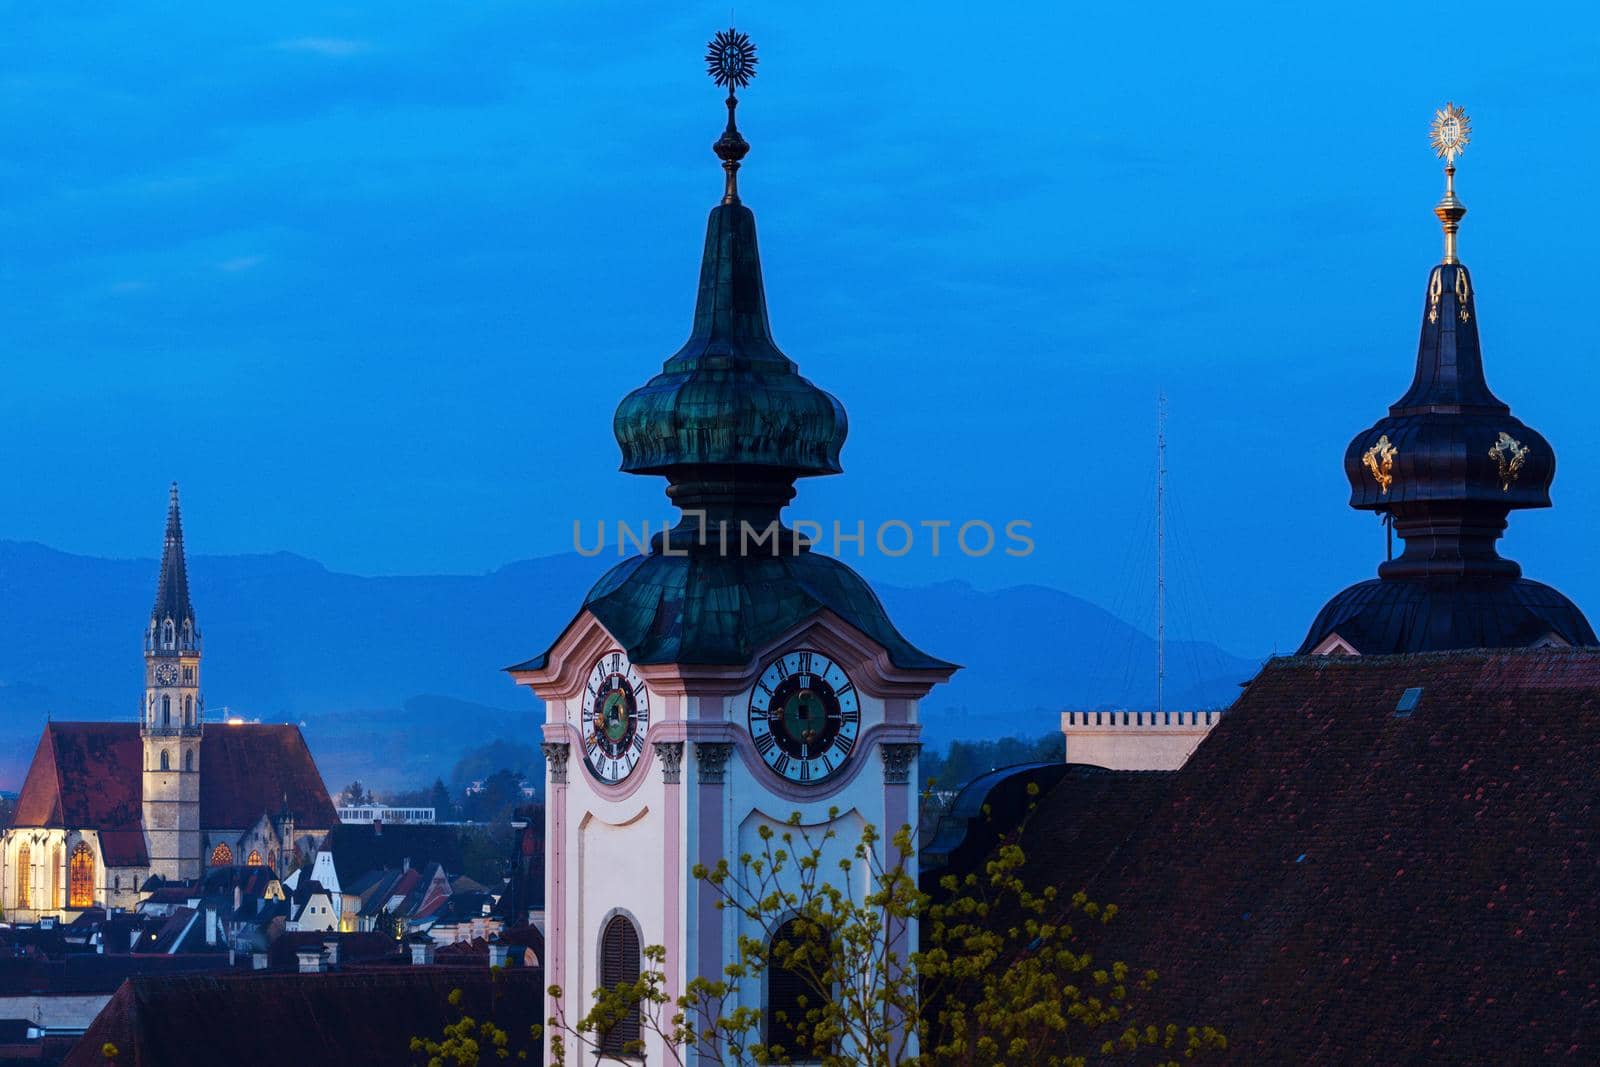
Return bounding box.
[69,843,95,909]
[16,844,30,909]
[248,849,263,866]
[211,843,233,866]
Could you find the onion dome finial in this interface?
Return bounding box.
[707,27,757,205]
[1431,102,1471,264]
[613,30,846,535]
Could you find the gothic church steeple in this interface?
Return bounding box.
[142,482,204,881]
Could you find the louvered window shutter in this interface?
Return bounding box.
[599,916,643,1054]
[765,919,830,1057]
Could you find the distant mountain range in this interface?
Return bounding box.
[0,541,1259,791]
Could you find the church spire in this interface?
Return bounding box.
[612,28,846,535]
[149,482,200,651]
[1300,105,1594,654]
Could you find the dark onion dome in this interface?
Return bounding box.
[1301,113,1593,654]
[613,200,847,482]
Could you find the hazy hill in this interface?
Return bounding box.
[0,541,1258,790]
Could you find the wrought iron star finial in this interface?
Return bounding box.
[707,28,757,204]
[706,28,758,90]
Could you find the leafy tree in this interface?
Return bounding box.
[450,739,541,793]
[545,791,1224,1066]
[462,768,527,824]
[339,780,371,806]
[430,777,454,816]
[922,733,1063,793]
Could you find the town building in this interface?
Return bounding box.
[932,106,1600,1063]
[0,486,338,920]
[508,32,954,1063]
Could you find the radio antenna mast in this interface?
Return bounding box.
[1156,392,1167,715]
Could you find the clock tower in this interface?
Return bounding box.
[509,31,955,1063]
[142,482,203,882]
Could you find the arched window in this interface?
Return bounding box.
[184,749,194,772]
[247,849,263,866]
[598,915,642,1055]
[162,695,171,726]
[162,619,174,648]
[210,843,233,866]
[765,918,832,1058]
[183,695,193,723]
[69,843,94,909]
[16,844,30,909]
[51,845,63,910]
[160,750,170,771]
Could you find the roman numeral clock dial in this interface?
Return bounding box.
[748,650,859,784]
[581,650,651,784]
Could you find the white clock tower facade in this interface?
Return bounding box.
[509,32,954,1063]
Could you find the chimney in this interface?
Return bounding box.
[373,818,382,837]
[297,947,324,974]
[409,936,436,965]
[205,907,218,946]
[488,934,509,969]
[251,951,269,971]
[323,938,340,967]
[234,884,243,911]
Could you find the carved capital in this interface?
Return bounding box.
[880,743,919,785]
[695,741,733,785]
[542,741,571,786]
[654,741,686,785]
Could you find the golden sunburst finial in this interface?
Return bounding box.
[1430,102,1470,264]
[1430,102,1471,163]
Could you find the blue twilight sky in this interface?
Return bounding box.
[2,1,1597,657]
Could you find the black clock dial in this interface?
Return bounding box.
[581,651,650,784]
[748,650,859,784]
[154,663,179,688]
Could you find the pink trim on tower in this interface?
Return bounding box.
[695,773,724,993]
[546,753,568,1041]
[545,719,922,804]
[662,696,683,1007]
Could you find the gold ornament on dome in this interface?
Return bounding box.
[1430,103,1471,163]
[1363,434,1398,494]
[1489,432,1529,491]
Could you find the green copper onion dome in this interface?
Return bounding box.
[612,200,847,482]
[613,35,845,519]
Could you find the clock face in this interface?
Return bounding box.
[154,664,179,688]
[580,650,650,784]
[748,649,859,784]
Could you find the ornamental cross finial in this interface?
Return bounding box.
[706,27,758,204]
[1430,102,1471,264]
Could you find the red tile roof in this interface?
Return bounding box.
[1019,649,1600,1064]
[198,724,337,830]
[10,723,337,857]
